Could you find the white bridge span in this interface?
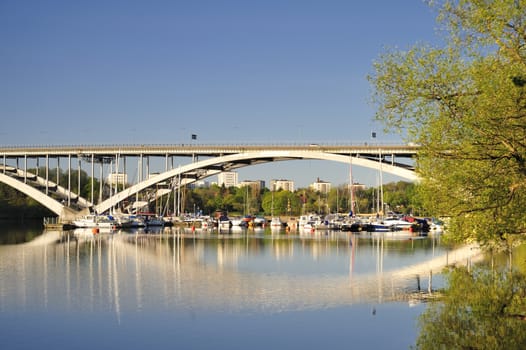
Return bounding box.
[0,144,418,219]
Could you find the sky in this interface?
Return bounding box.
[0,0,440,188]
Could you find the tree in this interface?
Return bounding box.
[369,0,526,247]
[261,190,301,216]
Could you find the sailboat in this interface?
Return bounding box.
[367,148,389,232]
[270,191,282,230]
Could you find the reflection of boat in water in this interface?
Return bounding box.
[218,221,232,230]
[230,225,247,233]
[73,215,116,228]
[356,230,425,241]
[73,227,114,237]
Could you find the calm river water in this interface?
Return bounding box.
[0,221,476,349]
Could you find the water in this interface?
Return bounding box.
[0,223,466,349]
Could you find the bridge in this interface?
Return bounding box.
[0,143,419,220]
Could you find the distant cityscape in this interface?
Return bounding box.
[105,170,368,193]
[212,171,366,192]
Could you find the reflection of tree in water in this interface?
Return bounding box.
[416,266,526,349]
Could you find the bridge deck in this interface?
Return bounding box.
[0,143,418,157]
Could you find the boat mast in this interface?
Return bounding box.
[378,148,384,217]
[271,190,274,217]
[349,154,354,215]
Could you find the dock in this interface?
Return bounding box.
[43,217,76,230]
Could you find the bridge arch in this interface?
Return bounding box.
[95,150,417,214]
[0,173,79,219]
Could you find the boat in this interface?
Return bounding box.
[298,214,319,228]
[340,218,365,232]
[137,212,165,227]
[231,217,248,227]
[253,216,266,227]
[364,221,390,232]
[217,213,232,230]
[300,215,332,231]
[364,215,416,232]
[269,193,282,230]
[384,217,414,231]
[145,216,165,227]
[270,217,282,229]
[301,220,316,232]
[429,218,445,234]
[73,214,117,229]
[114,214,146,228]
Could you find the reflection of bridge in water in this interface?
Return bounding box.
[0,229,482,315]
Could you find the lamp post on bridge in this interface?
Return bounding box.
[191,134,197,162]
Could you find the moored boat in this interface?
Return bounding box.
[114,214,146,228]
[73,214,117,229]
[137,212,165,227]
[231,217,248,227]
[270,217,283,229]
[217,213,232,230]
[253,216,266,227]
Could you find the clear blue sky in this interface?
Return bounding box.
[1,0,439,188]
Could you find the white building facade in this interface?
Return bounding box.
[270,179,295,192]
[106,173,128,185]
[218,171,238,187]
[310,178,331,193]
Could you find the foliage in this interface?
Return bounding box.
[0,166,100,218]
[261,190,301,216]
[189,184,264,216]
[0,183,53,219]
[416,266,526,350]
[369,0,526,246]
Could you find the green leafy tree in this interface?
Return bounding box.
[369,0,526,247]
[193,185,222,215]
[383,181,419,215]
[0,183,53,219]
[296,187,325,215]
[262,190,300,216]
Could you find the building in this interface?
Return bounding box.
[310,177,331,193]
[270,179,294,192]
[193,180,210,188]
[348,182,366,191]
[238,180,265,194]
[106,173,128,185]
[217,171,238,187]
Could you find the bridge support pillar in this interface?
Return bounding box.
[60,206,85,222]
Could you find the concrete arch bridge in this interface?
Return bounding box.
[0,144,418,220]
